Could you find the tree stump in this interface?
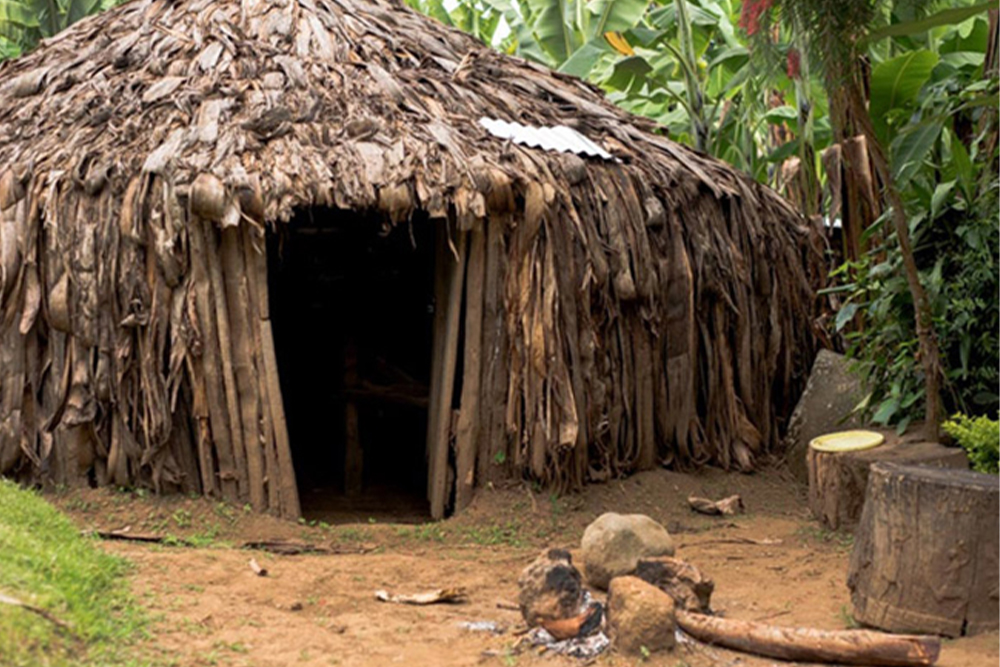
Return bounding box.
[808,440,968,531]
[848,462,999,637]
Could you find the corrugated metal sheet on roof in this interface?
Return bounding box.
[478,117,616,161]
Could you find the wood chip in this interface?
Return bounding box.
[374,587,467,605]
[688,495,746,516]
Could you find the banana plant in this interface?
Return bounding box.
[404,0,507,48]
[0,0,118,55]
[478,0,649,75]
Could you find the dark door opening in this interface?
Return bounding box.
[268,209,435,522]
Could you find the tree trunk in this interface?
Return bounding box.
[807,440,969,531]
[848,462,999,637]
[677,610,940,666]
[841,77,944,441]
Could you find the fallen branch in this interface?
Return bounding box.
[0,592,76,636]
[241,540,377,555]
[242,540,328,555]
[687,495,744,516]
[87,528,167,543]
[676,610,940,666]
[678,537,782,549]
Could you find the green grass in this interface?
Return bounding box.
[0,479,147,666]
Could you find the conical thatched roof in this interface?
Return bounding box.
[0,0,821,517]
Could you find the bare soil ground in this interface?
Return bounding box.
[52,467,997,667]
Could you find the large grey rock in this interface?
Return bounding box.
[607,576,676,655]
[517,548,585,627]
[783,349,867,482]
[581,513,675,590]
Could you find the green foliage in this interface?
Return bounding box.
[943,414,1000,474]
[830,2,998,428]
[839,188,999,431]
[0,479,147,666]
[0,0,118,55]
[870,49,940,144]
[403,0,508,47]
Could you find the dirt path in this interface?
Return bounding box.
[57,468,997,667]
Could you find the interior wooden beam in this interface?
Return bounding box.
[343,338,363,497]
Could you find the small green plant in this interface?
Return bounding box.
[839,605,860,629]
[493,450,506,465]
[500,644,517,666]
[461,521,525,548]
[943,414,999,474]
[639,644,651,662]
[412,523,446,542]
[171,508,192,529]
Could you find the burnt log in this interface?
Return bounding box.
[634,556,714,613]
[808,440,968,531]
[848,462,999,637]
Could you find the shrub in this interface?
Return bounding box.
[942,414,1000,474]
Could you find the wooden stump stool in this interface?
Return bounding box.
[848,462,999,637]
[808,438,969,531]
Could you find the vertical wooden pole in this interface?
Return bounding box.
[203,220,250,500]
[248,223,300,519]
[478,215,508,486]
[427,224,468,520]
[187,217,238,500]
[260,318,300,519]
[634,323,656,470]
[426,226,448,501]
[454,223,485,512]
[242,226,281,514]
[220,227,266,511]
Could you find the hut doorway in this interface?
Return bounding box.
[267,209,435,522]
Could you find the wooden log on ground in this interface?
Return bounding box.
[676,610,940,666]
[808,440,969,531]
[848,462,999,637]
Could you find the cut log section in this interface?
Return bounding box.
[848,462,999,637]
[677,610,940,666]
[808,440,968,531]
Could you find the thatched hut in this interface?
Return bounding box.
[0,0,820,519]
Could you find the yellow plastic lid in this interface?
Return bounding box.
[809,430,885,453]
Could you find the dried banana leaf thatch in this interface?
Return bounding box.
[0,0,820,517]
